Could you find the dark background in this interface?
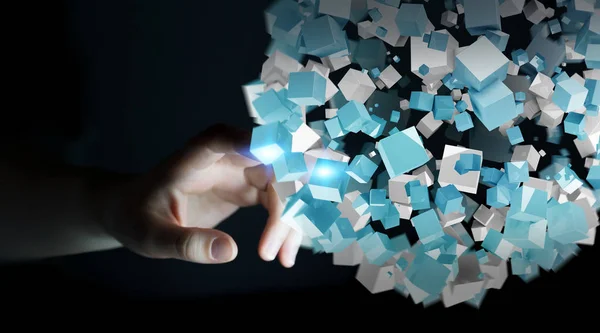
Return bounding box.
[2,0,599,325]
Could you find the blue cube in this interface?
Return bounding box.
[456,100,468,113]
[552,78,589,112]
[337,100,372,133]
[308,158,350,202]
[548,18,562,35]
[547,202,589,244]
[455,112,474,132]
[515,92,526,102]
[301,15,348,58]
[511,49,529,66]
[324,116,348,139]
[370,189,387,207]
[584,79,600,106]
[564,112,586,137]
[395,3,427,37]
[587,165,600,189]
[294,199,341,238]
[433,95,455,120]
[323,217,357,253]
[435,185,463,215]
[377,126,430,178]
[428,31,449,51]
[506,126,524,145]
[390,110,401,123]
[485,30,509,52]
[250,122,292,164]
[272,152,308,182]
[454,153,482,175]
[412,209,444,244]
[419,64,430,76]
[405,251,451,295]
[346,154,378,184]
[507,186,548,222]
[463,0,501,36]
[252,89,293,123]
[470,80,518,131]
[287,71,327,106]
[409,91,434,111]
[504,161,530,183]
[487,185,511,208]
[504,218,547,249]
[410,185,430,210]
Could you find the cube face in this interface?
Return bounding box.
[287,71,327,106]
[296,199,342,238]
[410,185,430,210]
[507,186,547,222]
[411,209,444,244]
[454,112,474,132]
[272,152,308,182]
[552,78,589,112]
[395,3,427,37]
[428,31,449,51]
[564,112,586,136]
[346,154,378,184]
[302,15,348,58]
[463,0,501,36]
[506,126,524,145]
[547,202,589,244]
[588,165,600,189]
[504,161,530,183]
[338,69,377,104]
[337,100,372,133]
[487,185,511,208]
[410,91,435,111]
[250,122,293,164]
[252,89,293,123]
[435,185,463,215]
[433,95,455,120]
[405,251,451,295]
[378,126,430,178]
[470,80,519,131]
[308,158,350,202]
[454,37,509,91]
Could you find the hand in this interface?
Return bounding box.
[102,124,303,267]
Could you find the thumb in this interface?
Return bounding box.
[145,223,238,264]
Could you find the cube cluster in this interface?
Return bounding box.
[244,0,600,309]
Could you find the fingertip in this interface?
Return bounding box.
[209,234,238,263]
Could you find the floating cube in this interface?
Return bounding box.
[378,126,430,178]
[487,185,511,208]
[552,78,589,112]
[308,158,350,202]
[554,165,584,194]
[523,0,546,24]
[564,112,586,137]
[410,184,430,210]
[507,186,548,222]
[485,30,509,52]
[499,0,525,18]
[470,80,519,131]
[405,251,451,295]
[395,3,428,37]
[287,71,327,106]
[362,115,386,139]
[504,161,530,183]
[428,31,449,51]
[272,152,308,182]
[454,112,474,132]
[506,126,524,145]
[514,92,526,102]
[504,218,546,249]
[390,110,401,123]
[337,100,372,133]
[547,201,589,244]
[379,65,402,88]
[338,69,377,103]
[439,146,483,194]
[455,37,509,92]
[370,189,387,207]
[548,18,562,35]
[324,116,348,139]
[252,89,293,123]
[511,145,541,171]
[250,122,293,164]
[416,112,443,139]
[588,165,600,189]
[321,217,357,253]
[482,229,514,260]
[433,95,455,120]
[283,187,341,237]
[435,185,463,215]
[584,79,600,106]
[529,73,555,99]
[346,154,378,184]
[410,91,435,111]
[463,0,501,36]
[411,209,444,244]
[454,153,482,176]
[301,15,348,58]
[512,48,529,66]
[441,10,458,28]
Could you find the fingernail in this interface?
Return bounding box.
[264,242,278,261]
[286,256,296,268]
[210,237,233,262]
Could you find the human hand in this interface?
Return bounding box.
[102,124,303,267]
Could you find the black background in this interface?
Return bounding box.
[2,0,599,326]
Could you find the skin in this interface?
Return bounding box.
[0,124,301,268]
